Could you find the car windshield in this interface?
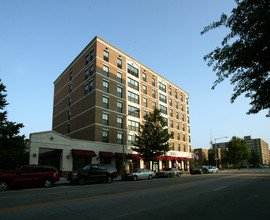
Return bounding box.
[82,165,91,170]
[130,169,139,173]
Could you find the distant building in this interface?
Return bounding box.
[213,136,269,166]
[244,136,269,165]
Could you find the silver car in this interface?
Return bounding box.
[123,169,154,181]
[208,166,219,173]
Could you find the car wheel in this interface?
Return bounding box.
[43,178,52,188]
[169,173,173,178]
[148,175,152,180]
[133,175,138,181]
[107,176,113,183]
[0,180,8,191]
[78,177,86,185]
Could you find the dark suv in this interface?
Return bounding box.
[0,165,60,191]
[67,164,118,185]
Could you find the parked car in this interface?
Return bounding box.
[0,165,60,191]
[208,166,219,173]
[190,167,209,175]
[155,168,182,178]
[122,169,154,181]
[67,164,118,185]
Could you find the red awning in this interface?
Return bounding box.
[72,149,96,157]
[156,156,166,160]
[99,151,114,158]
[165,156,174,161]
[128,154,142,159]
[115,153,128,158]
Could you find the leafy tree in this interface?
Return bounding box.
[208,152,216,166]
[226,136,250,168]
[132,108,172,170]
[201,0,270,115]
[0,79,27,170]
[248,149,260,167]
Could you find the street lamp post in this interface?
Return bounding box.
[122,109,140,175]
[214,136,228,168]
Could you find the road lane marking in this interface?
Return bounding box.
[0,173,250,214]
[213,186,228,191]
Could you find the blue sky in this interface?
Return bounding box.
[0,0,269,148]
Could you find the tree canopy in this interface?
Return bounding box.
[132,108,172,162]
[201,0,270,115]
[248,149,260,167]
[0,79,27,169]
[226,136,250,168]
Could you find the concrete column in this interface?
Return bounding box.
[29,145,39,165]
[159,160,162,171]
[140,159,144,169]
[181,161,184,170]
[61,149,73,177]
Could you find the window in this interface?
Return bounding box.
[103,50,109,62]
[159,93,167,104]
[159,82,166,92]
[117,72,122,83]
[143,85,147,94]
[188,126,190,133]
[181,104,184,111]
[68,97,71,106]
[68,123,70,134]
[117,58,122,69]
[128,135,136,145]
[176,122,179,130]
[170,109,173,117]
[164,118,168,126]
[103,97,109,109]
[128,77,139,91]
[102,130,109,143]
[178,143,180,151]
[177,133,180,140]
[117,133,123,144]
[103,81,109,93]
[170,120,173,128]
[171,142,174,149]
[103,65,109,77]
[152,89,156,98]
[117,117,123,128]
[175,101,178,109]
[70,72,73,81]
[85,55,89,65]
[128,91,139,104]
[143,73,146,82]
[90,50,94,61]
[143,98,147,107]
[176,112,179,119]
[182,114,184,121]
[90,65,94,76]
[175,91,178,98]
[85,69,89,80]
[183,135,186,142]
[169,98,172,106]
[69,84,72,93]
[144,111,148,119]
[186,97,189,104]
[84,84,88,95]
[102,113,109,125]
[182,124,185,131]
[117,87,122,98]
[117,101,123,113]
[152,78,155,86]
[127,64,138,77]
[128,106,140,118]
[187,107,189,114]
[159,105,167,114]
[152,101,156,110]
[169,88,171,95]
[180,94,183,102]
[89,80,93,92]
[187,116,190,123]
[68,110,71,120]
[128,120,139,131]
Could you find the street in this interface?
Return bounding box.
[0,169,270,220]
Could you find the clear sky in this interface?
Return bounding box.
[0,0,269,148]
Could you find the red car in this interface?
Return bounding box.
[0,165,60,191]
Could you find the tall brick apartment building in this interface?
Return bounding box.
[30,36,191,175]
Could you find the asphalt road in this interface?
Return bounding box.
[0,169,270,220]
